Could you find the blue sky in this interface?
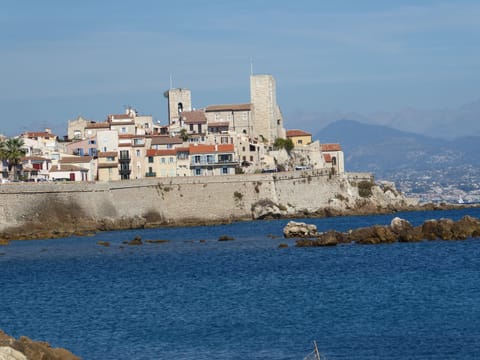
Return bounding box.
[1,0,479,137]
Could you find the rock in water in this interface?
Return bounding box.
[283,221,318,238]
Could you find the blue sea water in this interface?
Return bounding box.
[1,208,480,359]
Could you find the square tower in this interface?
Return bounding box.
[250,74,285,144]
[164,88,192,126]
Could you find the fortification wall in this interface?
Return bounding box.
[0,171,409,235]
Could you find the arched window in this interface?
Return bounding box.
[178,102,183,113]
[332,156,337,166]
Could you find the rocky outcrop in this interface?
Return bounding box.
[0,329,80,360]
[289,216,480,247]
[283,221,319,238]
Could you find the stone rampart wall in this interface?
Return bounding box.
[0,171,404,233]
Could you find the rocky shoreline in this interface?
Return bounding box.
[0,329,80,360]
[284,214,480,247]
[0,202,476,243]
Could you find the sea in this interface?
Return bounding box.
[1,207,480,360]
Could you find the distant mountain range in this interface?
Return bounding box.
[315,119,480,182]
[296,98,480,140]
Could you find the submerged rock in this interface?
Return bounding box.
[128,235,143,245]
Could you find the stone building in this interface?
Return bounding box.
[249,74,286,144]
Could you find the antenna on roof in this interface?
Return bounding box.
[250,57,254,76]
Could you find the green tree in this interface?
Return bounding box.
[0,137,26,180]
[273,138,294,153]
[179,128,189,142]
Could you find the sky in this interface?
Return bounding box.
[1,0,480,138]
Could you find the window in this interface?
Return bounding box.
[222,167,228,174]
[198,124,202,133]
[178,102,183,114]
[332,157,337,166]
[88,139,96,145]
[298,139,303,144]
[250,156,254,161]
[206,155,214,164]
[195,168,201,176]
[136,150,141,157]
[189,124,194,131]
[169,157,174,163]
[218,154,232,162]
[148,156,154,163]
[242,146,245,152]
[194,155,201,164]
[161,158,165,164]
[121,127,127,133]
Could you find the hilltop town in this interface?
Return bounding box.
[0,75,344,183]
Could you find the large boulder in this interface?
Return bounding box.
[283,221,318,238]
[252,202,283,220]
[451,215,480,240]
[390,217,413,235]
[348,225,397,245]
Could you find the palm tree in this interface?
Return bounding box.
[0,137,26,181]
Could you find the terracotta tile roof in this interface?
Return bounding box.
[181,111,207,124]
[21,156,49,162]
[189,143,234,154]
[59,156,93,164]
[175,147,189,152]
[49,164,88,172]
[85,122,110,129]
[98,152,117,158]
[150,136,183,146]
[321,143,342,151]
[286,129,311,137]
[205,104,251,112]
[23,131,57,138]
[323,153,332,162]
[146,149,177,157]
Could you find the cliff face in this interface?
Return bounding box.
[0,171,415,240]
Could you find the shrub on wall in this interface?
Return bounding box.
[358,180,374,198]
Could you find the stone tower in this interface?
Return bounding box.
[250,74,286,144]
[163,88,192,126]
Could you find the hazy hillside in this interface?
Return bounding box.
[315,120,480,196]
